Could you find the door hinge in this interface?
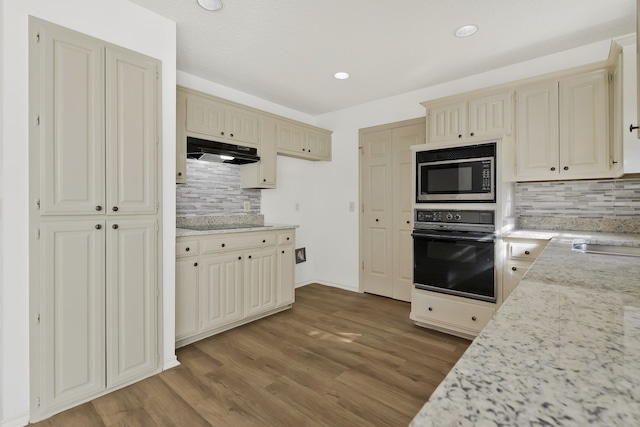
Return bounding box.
[361,261,364,270]
[35,198,40,210]
[608,73,613,83]
[36,396,41,407]
[156,201,160,212]
[155,220,159,232]
[35,115,40,126]
[361,204,364,214]
[156,287,160,298]
[36,312,41,324]
[35,228,40,240]
[155,70,159,80]
[36,33,40,43]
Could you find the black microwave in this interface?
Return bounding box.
[416,143,496,203]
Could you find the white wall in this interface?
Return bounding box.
[0,1,176,425]
[619,38,640,172]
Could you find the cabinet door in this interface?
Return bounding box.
[559,70,609,175]
[176,89,187,184]
[200,252,244,330]
[40,221,105,411]
[244,247,277,317]
[106,219,158,388]
[516,81,560,178]
[428,101,466,143]
[106,47,158,215]
[277,245,295,306]
[226,105,260,146]
[277,121,306,155]
[392,124,423,302]
[469,92,512,138]
[241,117,276,189]
[305,129,332,160]
[185,95,226,138]
[39,27,105,215]
[503,261,529,300]
[175,257,199,340]
[360,130,393,298]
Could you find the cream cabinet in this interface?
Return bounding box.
[360,119,424,302]
[425,92,512,144]
[241,117,277,189]
[516,70,621,180]
[175,228,296,348]
[411,289,496,338]
[30,19,161,421]
[502,237,549,299]
[185,93,260,147]
[276,120,332,161]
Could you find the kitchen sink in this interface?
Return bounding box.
[571,242,640,257]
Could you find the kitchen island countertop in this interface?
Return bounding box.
[411,230,640,426]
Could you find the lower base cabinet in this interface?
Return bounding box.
[410,289,496,339]
[502,237,550,299]
[175,228,295,347]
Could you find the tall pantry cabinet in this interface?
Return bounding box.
[28,18,162,421]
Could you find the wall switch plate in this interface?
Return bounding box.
[244,201,251,212]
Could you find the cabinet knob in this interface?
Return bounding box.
[221,243,225,248]
[524,250,530,255]
[185,247,190,252]
[263,179,266,182]
[194,262,198,267]
[95,224,102,229]
[95,205,102,211]
[375,219,379,222]
[428,307,433,311]
[112,206,118,212]
[308,150,311,153]
[470,132,475,137]
[177,172,182,177]
[302,148,307,152]
[407,221,410,224]
[282,250,285,254]
[286,237,290,241]
[238,256,241,260]
[112,224,118,229]
[458,134,462,138]
[512,266,517,271]
[248,255,252,259]
[262,239,266,243]
[550,167,556,171]
[472,316,477,321]
[220,131,225,136]
[563,166,569,171]
[230,133,234,137]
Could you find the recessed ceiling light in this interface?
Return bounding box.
[455,24,478,38]
[197,0,223,11]
[334,72,350,80]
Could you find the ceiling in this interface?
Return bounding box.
[130,0,636,115]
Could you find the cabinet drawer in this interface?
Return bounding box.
[201,232,277,254]
[176,239,199,257]
[509,241,546,260]
[278,230,295,245]
[412,290,494,333]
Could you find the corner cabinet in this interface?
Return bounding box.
[515,69,622,181]
[424,91,513,144]
[502,237,549,299]
[276,120,332,161]
[175,228,296,348]
[30,18,161,422]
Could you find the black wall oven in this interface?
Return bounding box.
[413,209,496,303]
[416,142,496,203]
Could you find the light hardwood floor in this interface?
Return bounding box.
[31,284,470,426]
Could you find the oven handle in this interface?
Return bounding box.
[411,231,496,242]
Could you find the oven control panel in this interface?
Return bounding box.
[415,209,494,225]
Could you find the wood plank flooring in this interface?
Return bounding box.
[31,284,470,426]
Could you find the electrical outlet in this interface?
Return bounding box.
[243,201,251,212]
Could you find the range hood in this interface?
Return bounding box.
[186,136,260,164]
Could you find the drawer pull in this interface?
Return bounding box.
[471,316,477,321]
[95,224,102,230]
[282,250,285,254]
[287,237,290,241]
[263,239,266,243]
[428,307,433,311]
[511,266,517,271]
[238,256,241,260]
[194,262,198,267]
[221,243,226,248]
[524,250,530,255]
[248,255,252,259]
[185,247,190,252]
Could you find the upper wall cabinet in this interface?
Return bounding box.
[176,87,332,185]
[515,69,621,181]
[185,95,260,147]
[276,120,332,161]
[424,92,513,144]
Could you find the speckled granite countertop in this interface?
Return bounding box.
[411,230,640,426]
[176,223,297,237]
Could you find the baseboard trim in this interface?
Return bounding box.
[163,356,180,371]
[295,280,359,293]
[1,412,30,427]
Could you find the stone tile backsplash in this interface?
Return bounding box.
[516,177,640,233]
[176,159,261,216]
